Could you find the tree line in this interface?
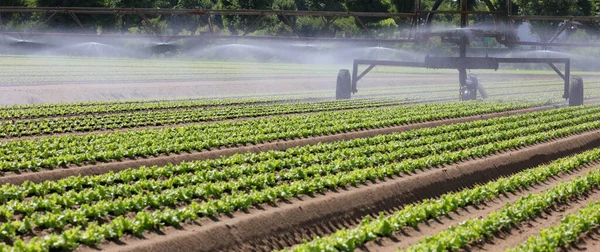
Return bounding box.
[2,0,600,42]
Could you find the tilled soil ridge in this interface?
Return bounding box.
[0,101,401,141]
[467,188,600,252]
[362,165,600,252]
[0,105,554,185]
[84,128,600,252]
[568,226,600,251]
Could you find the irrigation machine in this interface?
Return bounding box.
[0,0,597,105]
[335,0,584,106]
[335,30,584,106]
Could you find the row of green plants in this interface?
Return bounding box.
[0,106,598,250]
[508,200,600,251]
[0,106,592,218]
[0,96,319,119]
[0,101,535,172]
[288,149,600,252]
[0,104,577,202]
[0,98,409,137]
[404,164,600,251]
[1,68,342,85]
[0,78,567,118]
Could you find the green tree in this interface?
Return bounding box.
[390,0,415,13]
[219,0,275,35]
[272,0,298,35]
[514,0,580,42]
[345,0,392,25]
[0,0,28,31]
[170,0,220,35]
[35,0,110,32]
[291,0,346,37]
[2,0,25,6]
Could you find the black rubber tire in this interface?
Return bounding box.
[460,76,478,101]
[459,86,471,101]
[569,76,584,106]
[336,69,352,100]
[467,76,478,100]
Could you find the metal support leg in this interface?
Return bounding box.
[352,61,359,93]
[564,60,571,99]
[547,63,566,81]
[459,68,468,100]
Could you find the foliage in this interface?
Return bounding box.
[514,0,580,42]
[1,104,600,250]
[219,0,275,35]
[0,101,536,172]
[0,99,410,138]
[4,0,600,45]
[509,199,600,251]
[405,163,600,251]
[345,0,392,25]
[286,106,600,251]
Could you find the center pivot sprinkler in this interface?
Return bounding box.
[336,31,584,106]
[336,0,584,106]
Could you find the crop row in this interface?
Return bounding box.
[508,199,600,251]
[0,98,410,138]
[287,148,600,251]
[403,161,600,251]
[1,78,594,127]
[0,101,535,172]
[0,78,571,118]
[0,105,586,200]
[0,96,328,119]
[0,105,580,202]
[0,94,309,111]
[0,105,597,250]
[0,106,592,215]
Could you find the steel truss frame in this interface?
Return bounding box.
[342,0,582,104]
[1,1,600,47]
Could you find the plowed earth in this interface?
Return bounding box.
[77,126,600,252]
[0,105,552,185]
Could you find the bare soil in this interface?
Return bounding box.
[362,167,600,252]
[78,127,600,252]
[0,102,405,142]
[0,105,554,185]
[467,188,600,252]
[569,226,600,251]
[0,76,455,105]
[0,73,570,105]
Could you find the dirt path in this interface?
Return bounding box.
[569,226,600,251]
[79,128,600,252]
[361,164,600,252]
[468,188,600,252]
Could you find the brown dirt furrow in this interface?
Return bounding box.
[568,226,600,251]
[465,188,600,252]
[0,97,332,122]
[0,105,554,185]
[0,102,402,142]
[361,165,600,252]
[81,128,600,252]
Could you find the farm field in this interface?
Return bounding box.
[4,56,600,252]
[4,55,600,105]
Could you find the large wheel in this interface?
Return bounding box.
[336,69,352,100]
[460,75,478,101]
[459,85,472,101]
[569,76,584,106]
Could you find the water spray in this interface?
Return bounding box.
[334,0,585,107]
